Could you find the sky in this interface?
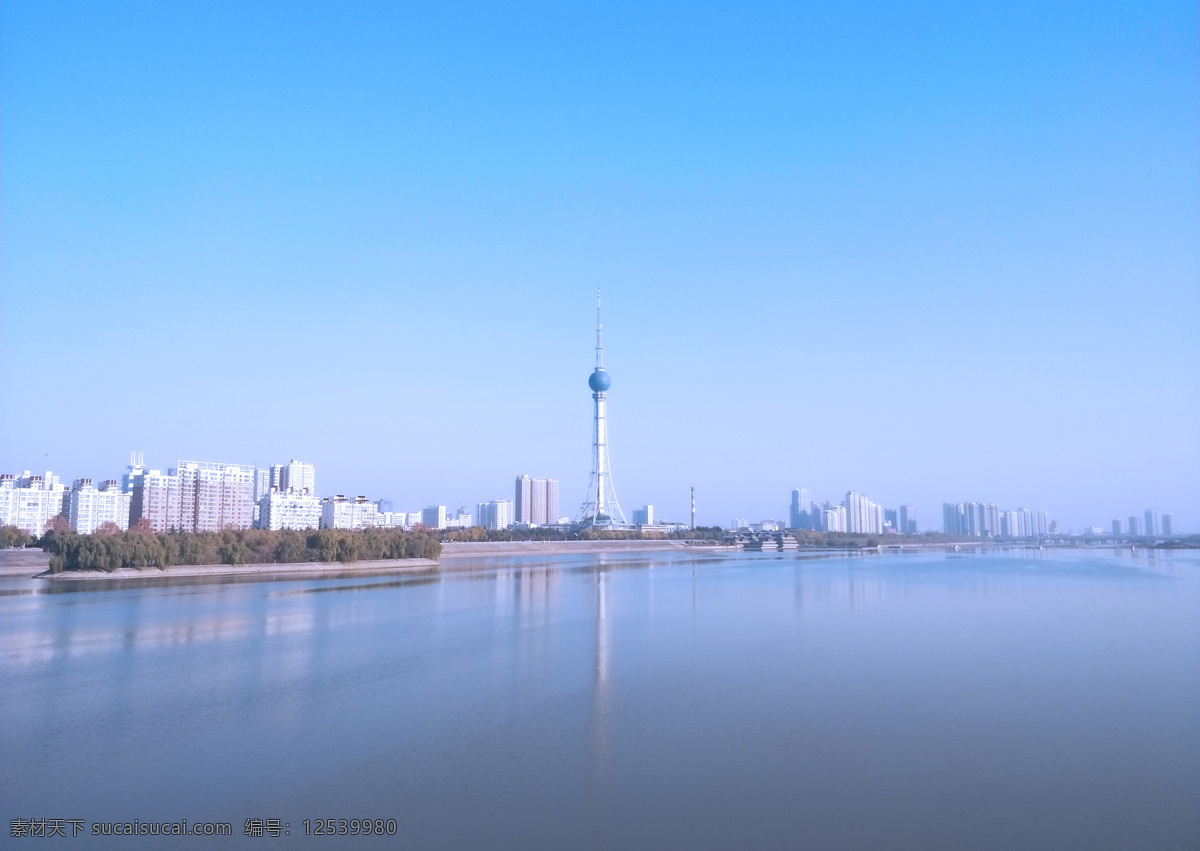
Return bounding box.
[2,0,1197,532]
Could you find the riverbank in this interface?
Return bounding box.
[0,548,51,577]
[40,558,439,581]
[439,539,730,559]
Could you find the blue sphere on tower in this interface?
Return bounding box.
[589,368,611,393]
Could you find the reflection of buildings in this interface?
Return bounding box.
[513,566,560,617]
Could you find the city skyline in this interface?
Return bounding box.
[0,453,1185,537]
[2,2,1196,530]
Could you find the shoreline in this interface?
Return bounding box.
[39,558,439,582]
[3,538,1186,584]
[438,540,731,559]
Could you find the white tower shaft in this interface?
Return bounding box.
[577,292,626,527]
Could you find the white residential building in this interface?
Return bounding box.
[68,479,132,534]
[320,495,381,530]
[377,511,409,528]
[820,505,847,533]
[844,492,883,534]
[477,499,513,531]
[0,471,69,536]
[271,459,316,497]
[260,490,322,531]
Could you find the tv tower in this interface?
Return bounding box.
[576,291,627,528]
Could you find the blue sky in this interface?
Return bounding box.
[2,0,1197,531]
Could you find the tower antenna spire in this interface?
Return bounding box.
[595,289,603,369]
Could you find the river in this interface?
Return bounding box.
[2,547,1197,848]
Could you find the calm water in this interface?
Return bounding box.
[2,548,1197,849]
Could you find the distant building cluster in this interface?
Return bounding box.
[942,503,1049,538]
[785,488,913,535]
[1111,510,1172,537]
[0,455,568,537]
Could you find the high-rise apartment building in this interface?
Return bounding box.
[130,469,180,532]
[820,504,847,533]
[256,460,319,530]
[1143,509,1159,537]
[129,460,255,533]
[1127,515,1140,536]
[260,491,322,530]
[0,472,69,536]
[68,479,131,534]
[477,500,513,531]
[1162,514,1174,536]
[899,505,917,534]
[176,460,255,532]
[1112,519,1122,535]
[271,459,316,496]
[515,475,560,526]
[844,492,883,534]
[321,496,381,530]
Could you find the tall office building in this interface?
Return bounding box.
[421,505,448,530]
[0,471,69,536]
[477,499,513,531]
[68,479,131,534]
[943,503,965,535]
[789,488,812,530]
[516,475,560,526]
[899,505,917,534]
[252,468,272,527]
[576,292,627,527]
[632,505,654,526]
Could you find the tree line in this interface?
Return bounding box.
[34,525,441,573]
